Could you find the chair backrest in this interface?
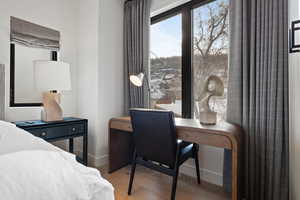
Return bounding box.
[130,108,178,167]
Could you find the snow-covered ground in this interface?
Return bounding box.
[156,100,182,116]
[155,98,227,122]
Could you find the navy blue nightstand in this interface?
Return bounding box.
[13,117,88,166]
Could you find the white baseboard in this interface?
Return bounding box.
[88,154,108,167]
[74,151,108,168]
[86,154,222,186]
[179,164,223,186]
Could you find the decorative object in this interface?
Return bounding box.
[10,17,60,107]
[198,75,224,125]
[34,61,71,122]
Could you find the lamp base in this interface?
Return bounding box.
[41,91,63,122]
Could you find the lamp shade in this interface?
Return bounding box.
[130,73,144,87]
[34,61,71,91]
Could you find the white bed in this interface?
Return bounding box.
[0,120,114,200]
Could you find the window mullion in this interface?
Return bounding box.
[181,7,193,119]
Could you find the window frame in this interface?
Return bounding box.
[150,0,215,118]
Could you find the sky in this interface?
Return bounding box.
[150,15,182,58]
[150,0,228,58]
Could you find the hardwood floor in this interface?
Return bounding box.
[99,165,231,200]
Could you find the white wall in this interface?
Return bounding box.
[76,0,124,166]
[289,0,300,199]
[76,0,100,165]
[0,0,78,121]
[97,0,124,160]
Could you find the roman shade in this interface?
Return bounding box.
[10,17,60,51]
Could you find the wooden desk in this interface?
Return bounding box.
[109,117,243,200]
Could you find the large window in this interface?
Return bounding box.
[150,14,182,116]
[150,0,229,120]
[193,0,229,121]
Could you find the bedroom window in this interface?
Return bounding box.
[150,0,229,120]
[150,14,182,117]
[192,0,229,122]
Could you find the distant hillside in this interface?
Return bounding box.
[151,54,228,77]
[150,54,228,100]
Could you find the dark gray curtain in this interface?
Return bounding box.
[224,0,289,199]
[124,0,151,114]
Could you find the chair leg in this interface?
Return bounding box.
[128,151,137,195]
[171,167,179,200]
[194,144,201,184]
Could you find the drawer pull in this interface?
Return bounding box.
[41,132,47,137]
[72,128,76,131]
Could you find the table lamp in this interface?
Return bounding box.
[130,72,150,92]
[34,61,71,122]
[130,72,151,108]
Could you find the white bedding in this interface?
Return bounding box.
[0,120,114,200]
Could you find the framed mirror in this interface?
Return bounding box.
[290,20,300,53]
[9,17,60,107]
[10,44,57,107]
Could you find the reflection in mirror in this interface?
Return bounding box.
[10,17,60,107]
[14,43,51,104]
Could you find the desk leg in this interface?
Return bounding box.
[232,149,239,200]
[109,129,133,173]
[69,138,74,153]
[83,133,88,166]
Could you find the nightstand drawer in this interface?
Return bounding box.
[68,124,84,135]
[29,128,49,139]
[27,124,84,139]
[29,126,69,139]
[13,117,88,166]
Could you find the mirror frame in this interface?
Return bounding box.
[9,43,58,107]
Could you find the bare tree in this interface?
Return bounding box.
[193,1,229,102]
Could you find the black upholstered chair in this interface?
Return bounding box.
[128,108,200,200]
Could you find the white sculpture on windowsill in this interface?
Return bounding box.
[198,75,224,125]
